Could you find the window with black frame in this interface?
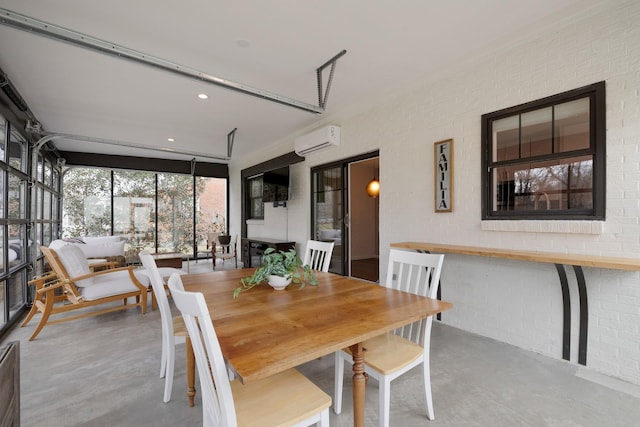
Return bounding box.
[0,115,40,331]
[247,175,264,219]
[481,82,605,220]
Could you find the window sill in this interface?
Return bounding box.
[481,220,604,235]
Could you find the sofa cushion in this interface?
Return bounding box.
[62,237,86,244]
[49,239,69,252]
[8,248,17,263]
[57,245,94,287]
[50,238,126,258]
[79,269,150,301]
[79,240,125,258]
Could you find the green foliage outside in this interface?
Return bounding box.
[62,167,225,255]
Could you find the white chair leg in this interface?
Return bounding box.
[203,403,213,427]
[333,352,345,414]
[319,407,330,426]
[423,357,435,420]
[227,363,235,380]
[163,340,175,403]
[379,377,391,427]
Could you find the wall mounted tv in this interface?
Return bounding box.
[262,166,289,203]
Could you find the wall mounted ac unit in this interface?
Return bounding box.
[294,125,340,156]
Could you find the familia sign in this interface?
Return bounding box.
[434,139,453,212]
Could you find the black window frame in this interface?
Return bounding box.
[246,175,264,220]
[481,81,606,220]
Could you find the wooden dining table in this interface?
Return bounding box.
[180,268,453,427]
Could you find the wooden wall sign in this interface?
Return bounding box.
[434,139,453,212]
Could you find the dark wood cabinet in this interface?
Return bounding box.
[241,238,296,268]
[0,341,19,427]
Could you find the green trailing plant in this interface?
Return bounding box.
[234,248,317,298]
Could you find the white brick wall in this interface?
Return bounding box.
[230,0,640,386]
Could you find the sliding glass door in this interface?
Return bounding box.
[311,150,379,277]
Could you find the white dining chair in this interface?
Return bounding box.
[334,248,445,427]
[303,240,335,272]
[167,273,331,427]
[138,250,187,403]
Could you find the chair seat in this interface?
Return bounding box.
[344,332,424,375]
[172,315,187,337]
[232,368,331,427]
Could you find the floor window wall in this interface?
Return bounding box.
[1,114,60,335]
[62,167,227,258]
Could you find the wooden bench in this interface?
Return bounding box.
[391,242,640,366]
[22,247,148,340]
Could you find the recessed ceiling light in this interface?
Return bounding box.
[236,40,251,48]
[198,93,208,99]
[168,138,175,142]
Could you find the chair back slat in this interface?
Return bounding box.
[168,274,238,427]
[384,249,444,346]
[303,240,335,272]
[139,251,174,337]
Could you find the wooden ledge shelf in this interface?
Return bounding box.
[391,242,640,367]
[391,242,640,272]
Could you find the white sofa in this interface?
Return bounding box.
[49,236,126,265]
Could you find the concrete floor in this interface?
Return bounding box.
[4,258,640,426]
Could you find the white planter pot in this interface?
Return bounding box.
[268,274,292,290]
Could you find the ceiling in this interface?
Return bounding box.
[0,0,605,165]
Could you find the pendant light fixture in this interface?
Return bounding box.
[366,158,380,198]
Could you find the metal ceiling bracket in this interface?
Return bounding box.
[33,133,231,162]
[317,50,347,109]
[0,8,335,114]
[227,128,237,158]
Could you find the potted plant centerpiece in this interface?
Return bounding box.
[234,248,317,298]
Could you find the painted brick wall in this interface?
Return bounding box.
[231,0,640,385]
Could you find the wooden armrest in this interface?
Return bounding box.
[70,265,137,282]
[28,272,58,286]
[35,281,65,296]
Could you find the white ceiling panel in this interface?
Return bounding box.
[0,0,605,163]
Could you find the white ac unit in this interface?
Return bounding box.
[294,125,340,156]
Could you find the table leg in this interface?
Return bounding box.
[186,336,196,407]
[349,342,366,427]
